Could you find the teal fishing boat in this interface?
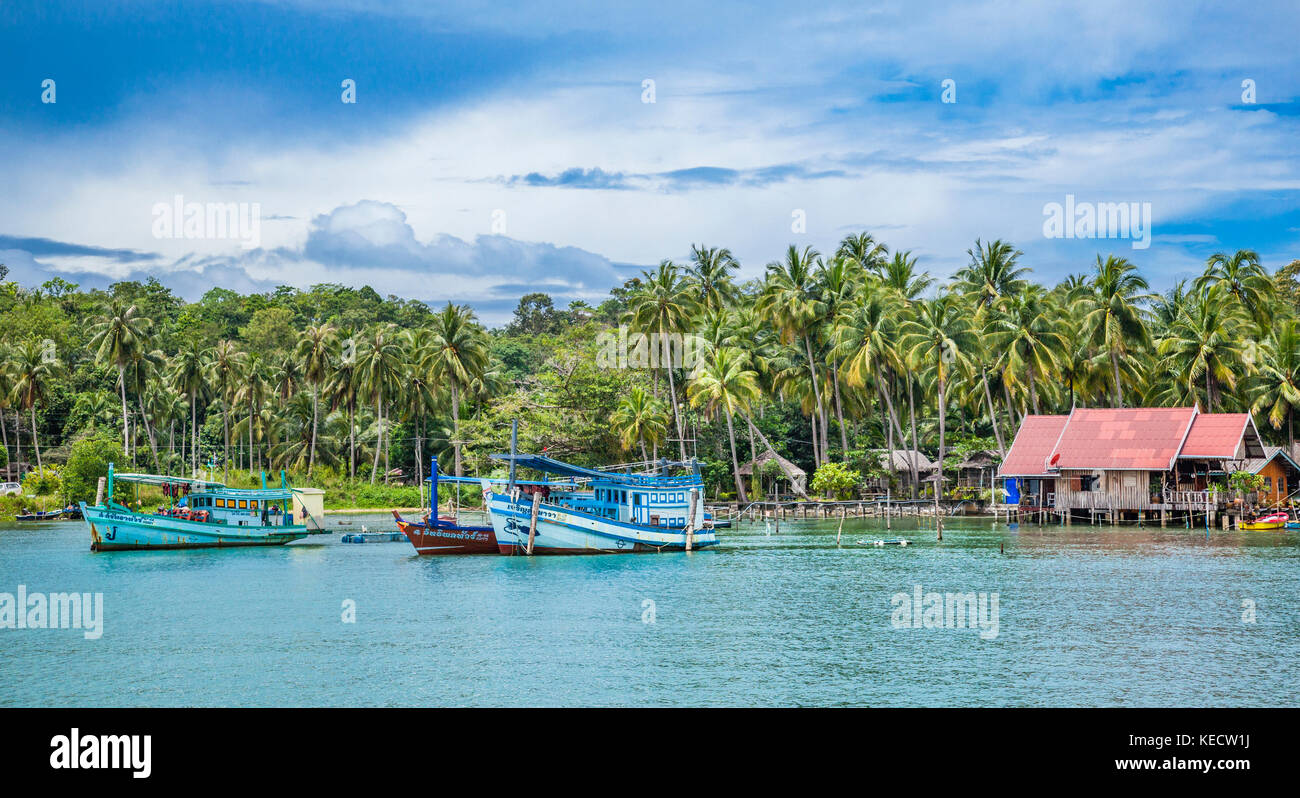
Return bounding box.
[80,464,309,551]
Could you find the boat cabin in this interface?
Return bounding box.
[492,454,705,529]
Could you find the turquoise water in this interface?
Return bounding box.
[2,514,1297,707]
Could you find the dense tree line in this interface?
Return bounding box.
[1,238,1297,504]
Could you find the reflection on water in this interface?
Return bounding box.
[1,514,1296,707]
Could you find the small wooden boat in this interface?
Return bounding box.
[392,464,498,554]
[16,508,66,521]
[1239,511,1289,530]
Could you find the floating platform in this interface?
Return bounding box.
[857,537,910,547]
[340,531,406,544]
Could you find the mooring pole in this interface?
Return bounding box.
[526,490,541,555]
[686,488,698,551]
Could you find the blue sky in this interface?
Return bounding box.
[2,0,1298,324]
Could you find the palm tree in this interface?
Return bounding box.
[355,323,406,483]
[1196,249,1273,328]
[686,244,739,312]
[124,346,166,469]
[325,337,361,480]
[626,261,698,461]
[836,231,889,272]
[294,323,336,477]
[986,285,1066,414]
[424,304,489,477]
[168,340,209,475]
[611,387,668,463]
[206,340,245,479]
[758,245,827,465]
[8,339,63,472]
[1156,286,1246,412]
[1076,255,1153,408]
[235,352,271,476]
[87,299,153,459]
[688,347,760,502]
[899,294,977,537]
[1252,319,1300,452]
[954,239,1029,309]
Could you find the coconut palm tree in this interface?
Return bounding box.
[235,352,271,476]
[986,285,1066,414]
[168,340,209,475]
[1252,319,1300,452]
[626,261,698,461]
[954,239,1029,310]
[611,387,669,463]
[836,231,890,273]
[688,347,760,502]
[355,323,406,483]
[206,340,246,479]
[1076,255,1154,408]
[87,299,153,460]
[899,294,977,537]
[1196,249,1273,329]
[326,332,361,480]
[1156,285,1247,412]
[294,323,336,477]
[758,245,827,465]
[8,339,63,472]
[686,244,740,313]
[424,304,489,477]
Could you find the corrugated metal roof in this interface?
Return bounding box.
[999,415,1069,476]
[1048,407,1196,470]
[1181,413,1253,458]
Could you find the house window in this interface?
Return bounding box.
[1080,475,1099,492]
[1263,476,1273,492]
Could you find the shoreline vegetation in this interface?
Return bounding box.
[1,237,1298,525]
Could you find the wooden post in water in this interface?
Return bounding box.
[836,506,845,546]
[685,488,698,552]
[526,490,541,556]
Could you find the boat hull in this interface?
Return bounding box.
[81,503,308,551]
[392,511,498,554]
[485,492,719,554]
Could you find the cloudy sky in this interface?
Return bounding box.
[2,0,1298,324]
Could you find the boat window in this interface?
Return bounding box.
[250,500,259,509]
[238,500,248,509]
[215,498,225,508]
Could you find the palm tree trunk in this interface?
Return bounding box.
[222,394,230,482]
[803,333,824,467]
[308,385,319,476]
[348,396,356,481]
[724,407,748,503]
[981,369,1006,459]
[249,399,256,479]
[451,382,462,477]
[1028,368,1040,414]
[832,362,848,454]
[936,378,946,541]
[137,393,160,470]
[747,418,758,499]
[118,365,130,456]
[30,406,41,472]
[0,409,8,480]
[371,395,383,484]
[190,389,198,475]
[15,409,23,478]
[666,365,686,461]
[906,372,920,500]
[1110,348,1124,408]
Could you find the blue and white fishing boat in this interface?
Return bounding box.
[482,452,720,555]
[80,464,309,551]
